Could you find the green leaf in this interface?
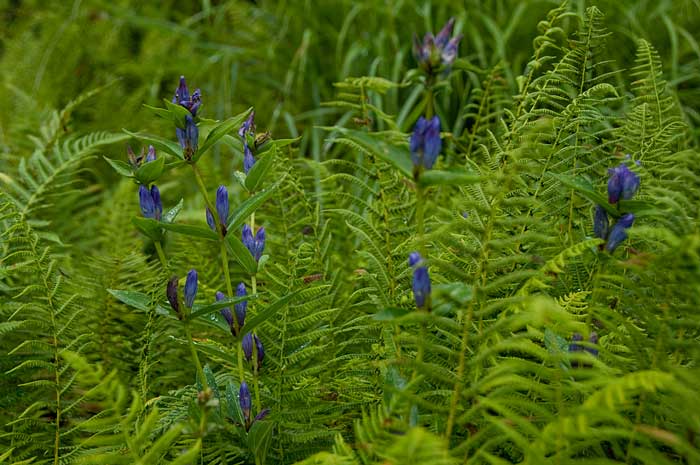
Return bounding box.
[374,307,412,321]
[188,296,252,321]
[244,289,305,334]
[132,217,164,241]
[103,156,133,177]
[245,145,277,192]
[164,99,193,128]
[328,127,413,177]
[142,103,173,122]
[163,198,184,223]
[552,173,611,213]
[226,381,246,427]
[124,129,184,160]
[248,420,274,464]
[107,289,151,312]
[196,110,251,159]
[225,234,258,274]
[159,222,219,241]
[418,169,480,187]
[227,181,281,231]
[134,156,165,185]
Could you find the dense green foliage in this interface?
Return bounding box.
[2,0,700,464]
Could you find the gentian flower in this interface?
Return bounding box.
[206,185,230,235]
[413,18,463,74]
[569,333,583,352]
[177,115,199,160]
[242,224,266,262]
[242,333,253,361]
[216,291,234,333]
[607,164,640,204]
[254,409,270,421]
[593,205,609,240]
[587,332,599,357]
[127,145,157,168]
[255,335,265,366]
[145,145,157,162]
[173,76,201,116]
[408,251,431,309]
[167,276,181,318]
[239,381,251,423]
[234,282,247,331]
[238,111,256,140]
[139,185,162,221]
[410,116,442,170]
[184,269,198,309]
[605,213,634,253]
[243,144,255,175]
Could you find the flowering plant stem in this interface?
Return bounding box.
[154,241,168,269]
[249,209,262,412]
[184,322,208,391]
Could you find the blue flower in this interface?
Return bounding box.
[408,251,431,310]
[239,381,251,422]
[173,76,201,116]
[255,335,265,366]
[234,282,247,330]
[216,290,234,331]
[607,164,640,204]
[569,332,583,352]
[239,111,256,140]
[167,276,181,318]
[207,185,229,234]
[593,205,609,240]
[413,18,462,74]
[145,145,157,162]
[243,144,255,175]
[587,332,599,357]
[410,116,442,170]
[605,213,634,253]
[242,332,253,361]
[176,114,199,160]
[139,185,162,221]
[184,269,198,309]
[242,224,266,262]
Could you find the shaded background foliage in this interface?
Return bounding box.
[1,0,700,464]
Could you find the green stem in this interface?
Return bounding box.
[445,304,473,438]
[185,323,208,391]
[154,241,168,269]
[237,343,245,383]
[220,242,234,299]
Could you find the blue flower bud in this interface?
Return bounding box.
[441,35,462,67]
[569,332,583,352]
[243,144,256,175]
[255,334,264,366]
[605,213,634,253]
[206,208,216,232]
[434,18,455,49]
[413,18,462,74]
[239,381,251,422]
[150,185,162,221]
[234,282,247,330]
[173,76,201,116]
[410,116,442,170]
[254,408,270,422]
[412,266,431,309]
[242,332,253,361]
[138,185,156,219]
[216,185,229,226]
[145,145,157,162]
[239,111,256,139]
[586,332,599,357]
[216,290,233,327]
[607,164,640,204]
[242,224,265,262]
[593,205,609,240]
[408,252,422,267]
[167,276,181,318]
[184,269,198,309]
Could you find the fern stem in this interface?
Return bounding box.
[184,322,208,391]
[154,240,168,269]
[445,305,472,439]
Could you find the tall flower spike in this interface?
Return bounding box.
[184,269,198,309]
[242,333,253,361]
[608,164,640,204]
[593,205,609,240]
[167,276,181,318]
[239,382,251,423]
[606,213,635,253]
[234,282,247,330]
[243,144,255,175]
[410,116,442,170]
[139,185,156,219]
